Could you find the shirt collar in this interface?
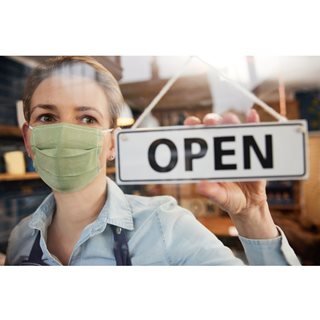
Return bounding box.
[29,177,134,232]
[28,193,55,232]
[98,178,134,231]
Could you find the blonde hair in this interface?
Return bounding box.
[23,56,124,127]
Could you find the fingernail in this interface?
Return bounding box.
[204,113,223,122]
[247,108,257,116]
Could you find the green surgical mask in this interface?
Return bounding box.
[29,123,112,193]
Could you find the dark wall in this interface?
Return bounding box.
[0,57,31,173]
[0,57,49,253]
[296,90,320,131]
[0,56,31,126]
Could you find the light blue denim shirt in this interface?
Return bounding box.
[5,178,300,266]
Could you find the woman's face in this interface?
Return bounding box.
[24,75,114,165]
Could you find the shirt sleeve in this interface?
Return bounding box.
[238,226,301,265]
[157,200,300,265]
[159,209,245,265]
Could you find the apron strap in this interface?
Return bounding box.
[110,225,132,266]
[20,231,48,266]
[21,226,132,266]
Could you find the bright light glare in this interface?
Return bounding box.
[198,55,245,69]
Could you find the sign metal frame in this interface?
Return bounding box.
[115,120,308,185]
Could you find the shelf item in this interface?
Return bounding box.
[266,180,302,212]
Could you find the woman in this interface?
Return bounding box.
[5,56,300,265]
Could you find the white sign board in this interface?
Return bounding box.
[115,121,308,185]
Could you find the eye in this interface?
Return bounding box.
[80,115,98,125]
[37,114,56,123]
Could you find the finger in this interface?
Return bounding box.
[246,108,260,123]
[196,180,227,205]
[220,112,241,125]
[202,113,223,126]
[184,116,202,126]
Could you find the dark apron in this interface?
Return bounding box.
[20,225,132,266]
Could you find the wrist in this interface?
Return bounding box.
[230,201,279,239]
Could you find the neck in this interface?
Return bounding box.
[46,174,108,265]
[52,174,108,233]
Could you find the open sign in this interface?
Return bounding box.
[115,121,308,185]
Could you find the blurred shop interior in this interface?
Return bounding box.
[0,55,320,265]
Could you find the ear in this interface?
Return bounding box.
[106,128,120,161]
[22,122,33,158]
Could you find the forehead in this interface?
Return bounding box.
[31,75,110,116]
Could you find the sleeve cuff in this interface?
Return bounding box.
[238,226,301,265]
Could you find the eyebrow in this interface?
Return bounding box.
[30,104,57,115]
[75,106,104,118]
[30,104,104,118]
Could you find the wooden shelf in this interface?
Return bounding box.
[107,167,116,175]
[0,172,39,181]
[269,204,301,211]
[197,215,236,237]
[0,167,116,182]
[0,125,22,137]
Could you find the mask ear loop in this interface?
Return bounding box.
[102,128,114,134]
[25,124,34,158]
